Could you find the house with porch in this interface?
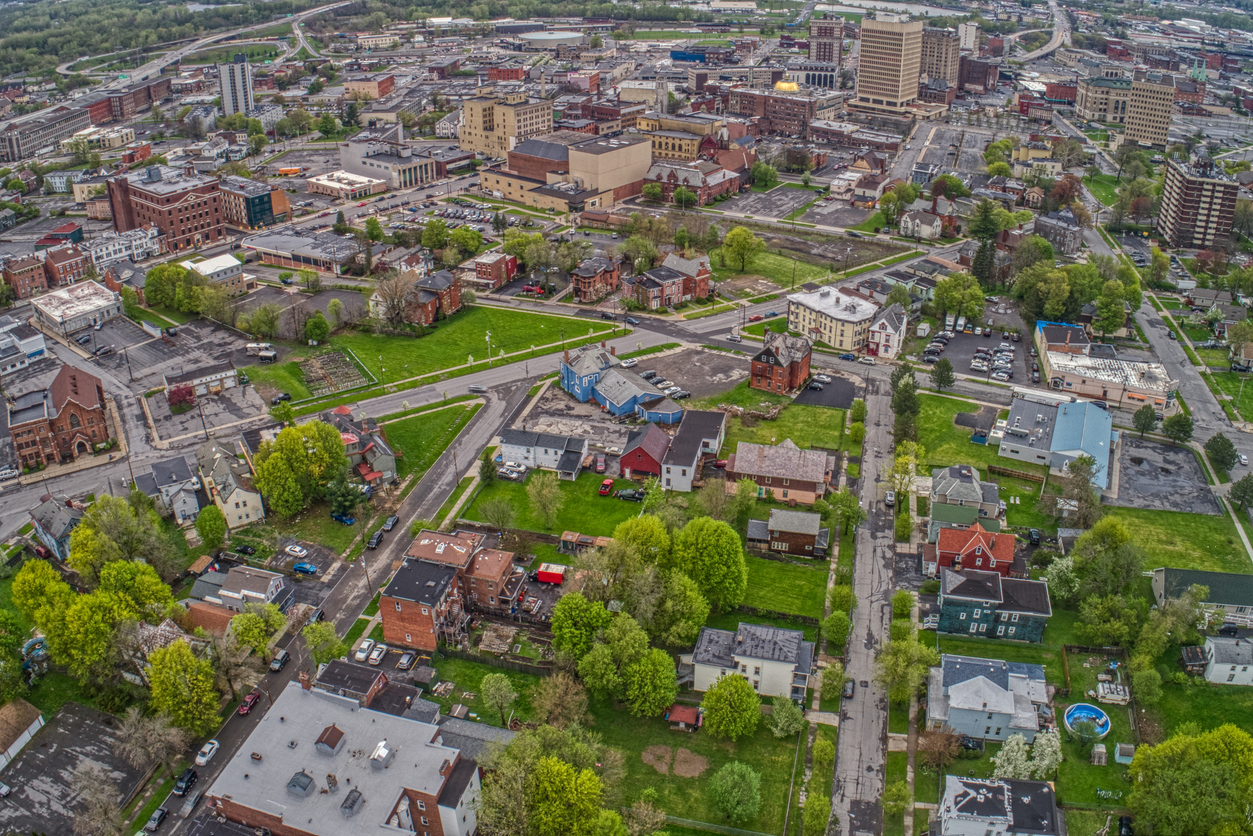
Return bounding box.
[924,522,1020,578]
[687,622,814,701]
[926,654,1048,743]
[930,465,1004,520]
[725,439,834,505]
[747,508,830,558]
[1152,567,1253,627]
[498,429,588,480]
[867,303,906,359]
[321,406,397,485]
[558,343,682,424]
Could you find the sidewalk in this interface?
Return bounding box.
[17,394,129,486]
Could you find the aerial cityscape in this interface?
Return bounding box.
[1,0,1253,833]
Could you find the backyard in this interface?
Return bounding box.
[742,554,828,618]
[462,471,645,536]
[917,393,1045,477]
[721,403,847,456]
[426,656,543,725]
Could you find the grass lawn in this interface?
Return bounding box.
[329,307,615,384]
[125,764,180,833]
[706,608,817,641]
[1001,475,1053,532]
[850,211,889,233]
[277,506,361,553]
[742,318,791,338]
[1066,810,1123,836]
[915,760,941,806]
[1103,506,1251,574]
[1055,654,1134,806]
[1153,678,1253,738]
[243,360,313,400]
[743,555,828,618]
[435,475,476,526]
[25,671,91,719]
[587,700,803,833]
[344,618,369,648]
[721,403,846,456]
[709,248,832,288]
[384,404,481,479]
[0,572,33,634]
[888,700,909,734]
[463,471,643,536]
[1206,371,1253,423]
[694,379,792,411]
[918,393,1045,477]
[428,656,543,726]
[937,634,1064,684]
[1086,175,1121,207]
[885,751,910,836]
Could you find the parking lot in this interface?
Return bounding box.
[799,199,875,227]
[717,186,818,220]
[926,328,1035,384]
[1106,435,1220,514]
[268,534,342,578]
[149,383,269,439]
[94,319,248,392]
[793,373,860,409]
[633,346,747,400]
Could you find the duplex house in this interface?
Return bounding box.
[930,465,1004,519]
[747,508,830,558]
[322,405,397,484]
[661,410,727,492]
[689,622,815,701]
[726,439,833,505]
[381,555,464,652]
[196,439,265,530]
[938,776,1060,836]
[926,654,1048,742]
[1152,567,1253,627]
[498,428,588,480]
[750,332,812,393]
[899,209,943,240]
[133,455,201,524]
[938,569,1052,642]
[924,523,1020,578]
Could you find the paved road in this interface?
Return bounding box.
[1018,0,1070,62]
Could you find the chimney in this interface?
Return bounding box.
[610,346,616,356]
[299,670,312,690]
[601,340,606,348]
[564,349,570,363]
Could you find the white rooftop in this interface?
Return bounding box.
[31,281,118,322]
[788,287,878,323]
[1045,350,1177,394]
[185,254,242,276]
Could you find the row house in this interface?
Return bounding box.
[42,245,90,287]
[660,252,712,300]
[571,255,621,303]
[85,227,164,267]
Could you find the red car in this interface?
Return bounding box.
[598,478,614,496]
[357,202,367,207]
[748,314,764,322]
[713,460,728,469]
[238,692,261,715]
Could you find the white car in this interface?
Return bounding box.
[368,644,389,665]
[195,740,220,766]
[285,545,308,558]
[664,385,682,396]
[620,358,638,368]
[815,374,833,383]
[858,356,876,365]
[354,638,376,663]
[1242,454,1249,466]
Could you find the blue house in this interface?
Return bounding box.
[938,569,1052,643]
[559,343,683,425]
[927,654,1048,743]
[29,495,84,561]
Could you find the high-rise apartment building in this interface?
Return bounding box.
[218,54,255,117]
[1125,72,1174,148]
[853,14,923,116]
[958,21,979,51]
[921,27,960,84]
[459,87,553,158]
[1158,155,1238,249]
[809,15,844,65]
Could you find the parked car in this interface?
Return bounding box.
[173,768,198,796]
[1242,455,1249,466]
[625,317,639,325]
[595,453,607,473]
[354,639,376,663]
[640,370,658,380]
[652,378,670,389]
[840,353,857,361]
[713,459,728,468]
[234,544,256,555]
[748,314,763,322]
[600,311,617,320]
[285,544,308,557]
[842,679,855,698]
[858,356,876,365]
[382,515,399,531]
[144,807,168,832]
[664,385,682,396]
[615,488,645,501]
[367,530,384,549]
[815,374,832,383]
[599,478,615,496]
[269,648,291,671]
[765,310,779,317]
[620,358,638,368]
[991,370,1010,382]
[397,651,417,671]
[292,561,318,575]
[672,390,691,399]
[1029,528,1041,545]
[1219,623,1241,637]
[808,382,823,390]
[195,740,220,766]
[885,490,895,507]
[367,644,389,665]
[331,512,355,526]
[270,394,291,405]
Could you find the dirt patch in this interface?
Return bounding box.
[673,748,708,778]
[642,744,672,774]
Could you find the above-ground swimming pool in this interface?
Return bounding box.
[1064,703,1111,738]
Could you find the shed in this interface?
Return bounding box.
[1115,743,1135,765]
[666,704,701,732]
[412,665,439,692]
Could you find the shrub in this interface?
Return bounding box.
[850,399,867,423]
[891,590,913,619]
[894,509,912,542]
[919,579,941,595]
[828,584,855,613]
[823,611,851,650]
[889,618,914,642]
[848,422,865,445]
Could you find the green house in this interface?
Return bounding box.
[938,568,1051,643]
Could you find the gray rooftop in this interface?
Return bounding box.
[693,622,813,668]
[435,717,517,761]
[767,508,822,536]
[1208,636,1253,666]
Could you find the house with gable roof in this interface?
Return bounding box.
[321,405,397,485]
[747,508,830,557]
[132,455,202,524]
[621,423,671,480]
[725,439,834,505]
[899,209,943,240]
[558,342,683,424]
[938,568,1052,642]
[570,255,621,302]
[930,465,1004,520]
[29,494,83,561]
[924,522,1021,578]
[688,622,815,700]
[498,428,588,479]
[196,439,265,530]
[926,653,1049,742]
[868,302,906,359]
[660,251,713,300]
[662,410,727,492]
[750,331,812,393]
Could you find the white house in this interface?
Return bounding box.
[86,227,163,267]
[1200,637,1253,686]
[661,410,727,492]
[196,438,265,530]
[183,253,250,296]
[497,429,588,480]
[0,699,45,771]
[133,455,202,524]
[900,210,943,240]
[868,302,906,360]
[164,361,237,397]
[687,622,814,701]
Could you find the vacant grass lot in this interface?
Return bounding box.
[1153,677,1253,738]
[709,248,832,288]
[245,360,313,400]
[706,608,817,641]
[464,471,643,536]
[1085,174,1121,206]
[918,393,1045,477]
[743,554,828,618]
[721,403,846,456]
[330,307,615,384]
[1104,506,1251,574]
[588,701,803,833]
[695,379,792,411]
[1208,371,1253,423]
[384,403,481,479]
[428,656,543,725]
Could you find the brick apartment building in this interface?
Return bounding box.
[106,78,171,122]
[2,255,47,298]
[727,88,837,138]
[107,165,224,252]
[42,245,90,287]
[472,252,517,289]
[403,269,462,326]
[571,255,621,302]
[750,332,813,393]
[8,365,111,467]
[488,65,526,82]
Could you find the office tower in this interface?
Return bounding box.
[218,54,254,117]
[853,14,923,115]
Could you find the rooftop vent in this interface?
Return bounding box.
[316,723,345,756]
[287,770,316,798]
[340,787,365,818]
[370,739,394,769]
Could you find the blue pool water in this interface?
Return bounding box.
[1064,703,1111,738]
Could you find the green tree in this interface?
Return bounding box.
[934,271,987,319]
[701,674,761,741]
[669,517,748,613]
[194,505,227,550]
[992,733,1033,779]
[1205,432,1239,472]
[613,516,671,565]
[526,471,565,529]
[886,284,912,309]
[147,639,221,737]
[672,186,698,208]
[1093,279,1127,337]
[823,611,851,650]
[709,762,762,823]
[66,494,175,587]
[874,636,940,704]
[302,620,347,665]
[968,199,1002,241]
[1162,412,1194,444]
[449,226,483,260]
[422,218,450,250]
[1132,668,1162,706]
[929,357,955,390]
[649,570,710,646]
[364,216,384,242]
[767,695,804,738]
[482,672,519,724]
[1128,724,1253,836]
[1230,473,1253,509]
[1132,404,1158,437]
[551,593,610,661]
[577,643,621,699]
[527,756,604,836]
[622,648,678,717]
[12,559,74,627]
[750,161,778,189]
[590,34,604,48]
[722,226,765,273]
[305,310,331,343]
[318,113,337,135]
[254,422,349,517]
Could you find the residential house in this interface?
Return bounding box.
[498,428,588,480]
[1187,636,1253,686]
[1186,288,1232,308]
[746,508,830,558]
[660,252,713,300]
[750,332,812,393]
[899,210,943,240]
[1152,567,1253,627]
[559,343,682,424]
[471,252,516,290]
[199,565,291,613]
[631,265,686,309]
[958,240,1012,284]
[42,244,90,286]
[998,396,1117,489]
[1023,186,1046,209]
[926,653,1049,742]
[381,557,462,652]
[661,410,727,492]
[867,302,906,359]
[405,269,462,326]
[570,255,621,302]
[118,618,212,685]
[927,502,1003,543]
[924,522,1020,578]
[29,495,83,560]
[937,776,1060,836]
[132,456,202,524]
[322,405,397,484]
[621,423,671,480]
[688,622,815,701]
[852,172,889,205]
[1033,208,1083,255]
[101,260,147,303]
[786,287,879,353]
[937,569,1052,642]
[2,254,47,299]
[930,465,1004,520]
[725,439,834,505]
[196,439,265,530]
[402,529,523,621]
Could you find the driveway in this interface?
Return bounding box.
[793,375,858,409]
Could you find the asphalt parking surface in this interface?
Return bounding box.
[793,375,858,409]
[931,330,1033,383]
[718,187,816,219]
[636,347,748,399]
[1106,435,1221,515]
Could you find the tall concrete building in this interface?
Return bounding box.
[853,14,923,116]
[217,54,255,117]
[1075,77,1130,122]
[1158,155,1238,249]
[459,87,553,158]
[1125,72,1174,148]
[809,15,844,65]
[921,27,960,84]
[958,21,979,51]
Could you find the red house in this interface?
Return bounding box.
[750,332,812,394]
[661,252,712,300]
[621,423,670,479]
[472,252,517,289]
[932,523,1017,577]
[571,255,621,302]
[42,244,90,287]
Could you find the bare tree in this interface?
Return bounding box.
[918,724,963,772]
[480,497,515,531]
[71,763,126,836]
[532,672,589,728]
[113,707,191,775]
[372,271,412,328]
[114,706,152,769]
[212,634,263,701]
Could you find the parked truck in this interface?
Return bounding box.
[246,342,273,355]
[955,315,966,333]
[945,313,956,331]
[536,564,566,585]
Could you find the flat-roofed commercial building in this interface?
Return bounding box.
[853,14,923,116]
[106,165,224,252]
[1126,72,1174,148]
[921,27,960,85]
